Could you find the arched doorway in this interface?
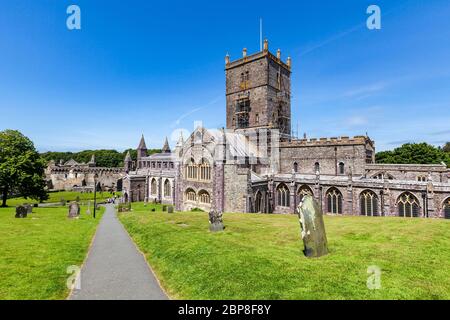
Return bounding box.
[255,191,263,213]
[443,198,450,219]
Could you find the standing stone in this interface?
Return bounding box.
[15,206,28,218]
[209,210,224,232]
[23,204,33,214]
[68,201,80,219]
[296,195,328,258]
[167,206,174,213]
[86,200,91,215]
[162,205,167,212]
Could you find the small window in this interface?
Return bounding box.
[339,162,345,175]
[314,162,320,173]
[293,162,298,173]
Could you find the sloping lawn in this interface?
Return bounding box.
[0,205,103,300]
[5,190,120,207]
[119,203,450,300]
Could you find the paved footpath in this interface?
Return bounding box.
[70,204,168,300]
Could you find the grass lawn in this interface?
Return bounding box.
[5,190,121,207]
[119,203,450,300]
[0,205,103,300]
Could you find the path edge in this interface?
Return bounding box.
[116,209,172,300]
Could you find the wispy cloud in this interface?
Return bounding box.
[170,95,222,128]
[343,82,388,98]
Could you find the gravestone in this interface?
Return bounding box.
[162,205,167,212]
[15,205,28,218]
[167,206,174,213]
[296,195,328,258]
[151,208,156,212]
[23,204,33,214]
[86,200,91,215]
[68,202,80,219]
[209,210,224,232]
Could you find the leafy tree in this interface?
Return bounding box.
[376,143,450,167]
[0,130,48,207]
[443,142,450,153]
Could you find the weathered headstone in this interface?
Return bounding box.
[23,204,33,214]
[15,205,28,218]
[86,200,91,215]
[296,195,328,258]
[167,206,174,213]
[68,201,80,218]
[151,208,156,212]
[209,210,224,232]
[162,205,167,212]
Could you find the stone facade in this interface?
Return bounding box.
[123,41,450,219]
[45,155,125,192]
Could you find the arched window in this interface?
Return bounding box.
[151,178,157,195]
[326,188,343,214]
[314,162,320,173]
[360,190,379,216]
[185,158,198,180]
[185,188,196,202]
[293,162,298,173]
[444,198,450,219]
[276,183,290,207]
[297,185,313,203]
[397,193,420,217]
[199,159,211,181]
[339,162,345,175]
[164,179,171,197]
[198,190,211,204]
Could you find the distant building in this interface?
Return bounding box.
[45,154,125,192]
[123,40,450,219]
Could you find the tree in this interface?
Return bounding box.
[443,142,450,153]
[0,130,48,207]
[376,143,450,167]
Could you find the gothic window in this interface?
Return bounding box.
[198,190,211,204]
[417,176,426,182]
[185,159,197,180]
[314,162,320,173]
[397,193,420,217]
[151,178,157,195]
[339,162,345,175]
[297,185,313,203]
[360,190,379,216]
[326,188,343,214]
[255,113,259,125]
[199,159,211,181]
[444,198,450,219]
[372,172,394,180]
[293,162,298,173]
[185,188,196,202]
[164,179,171,197]
[276,183,290,207]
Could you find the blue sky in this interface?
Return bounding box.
[0,0,449,152]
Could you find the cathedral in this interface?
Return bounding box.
[122,40,450,219]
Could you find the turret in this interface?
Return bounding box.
[162,137,171,153]
[124,151,132,172]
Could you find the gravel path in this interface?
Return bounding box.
[69,204,168,300]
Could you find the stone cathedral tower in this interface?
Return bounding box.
[225,39,292,140]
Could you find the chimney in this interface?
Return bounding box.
[277,49,281,60]
[243,48,247,58]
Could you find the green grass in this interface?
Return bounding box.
[119,203,450,300]
[0,205,103,300]
[5,190,121,207]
